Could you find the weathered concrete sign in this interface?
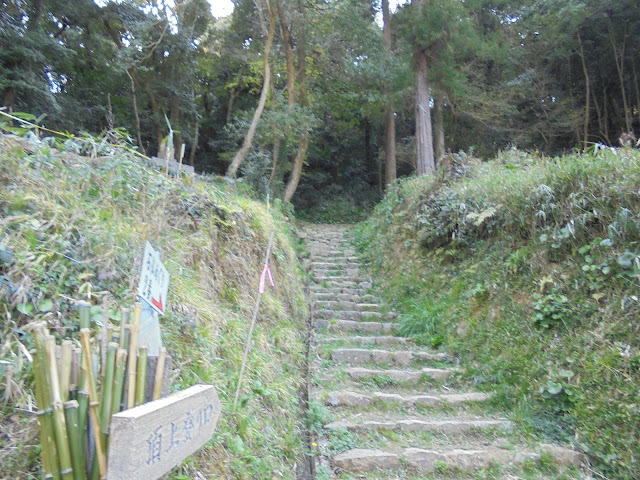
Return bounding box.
[106,384,221,480]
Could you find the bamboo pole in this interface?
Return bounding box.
[70,347,80,393]
[119,325,131,353]
[119,308,130,350]
[43,334,74,480]
[100,343,118,436]
[110,349,127,418]
[135,346,148,406]
[33,347,60,480]
[60,341,72,402]
[126,303,142,409]
[64,401,87,480]
[78,301,91,329]
[79,329,107,478]
[152,347,166,400]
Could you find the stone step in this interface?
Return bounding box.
[317,320,398,334]
[313,275,365,283]
[310,288,373,299]
[308,256,360,263]
[345,366,455,383]
[314,300,380,312]
[315,310,388,321]
[311,262,362,269]
[316,336,407,347]
[333,445,583,474]
[325,417,512,434]
[330,348,447,367]
[325,390,491,408]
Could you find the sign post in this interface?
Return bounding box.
[106,385,221,480]
[137,242,170,355]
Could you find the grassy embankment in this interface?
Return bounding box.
[0,133,309,479]
[357,148,640,480]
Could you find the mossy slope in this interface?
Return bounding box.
[357,148,640,480]
[0,134,309,479]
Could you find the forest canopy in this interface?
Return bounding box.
[1,0,639,206]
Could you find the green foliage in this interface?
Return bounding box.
[531,293,573,329]
[357,148,640,480]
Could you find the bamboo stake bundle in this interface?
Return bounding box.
[63,401,87,480]
[135,345,148,406]
[43,334,74,480]
[60,341,72,403]
[110,349,127,418]
[126,303,142,409]
[152,347,166,400]
[79,328,106,479]
[33,343,60,480]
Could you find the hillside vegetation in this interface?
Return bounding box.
[0,133,309,478]
[357,148,640,480]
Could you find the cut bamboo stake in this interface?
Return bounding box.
[79,328,107,478]
[100,343,118,435]
[70,347,80,392]
[118,308,130,350]
[135,345,148,406]
[33,346,60,480]
[44,334,74,480]
[126,303,142,409]
[119,325,131,353]
[110,349,127,418]
[60,341,72,402]
[100,297,109,382]
[152,347,167,400]
[233,231,275,408]
[64,401,87,480]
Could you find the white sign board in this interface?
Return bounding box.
[138,241,170,315]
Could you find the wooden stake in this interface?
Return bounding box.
[79,329,106,478]
[127,303,142,409]
[152,347,167,400]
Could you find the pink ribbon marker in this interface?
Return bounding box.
[259,263,274,293]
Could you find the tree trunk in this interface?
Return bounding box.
[283,135,308,203]
[226,3,276,177]
[434,94,445,162]
[382,0,396,186]
[281,0,310,203]
[577,32,590,151]
[226,89,238,124]
[414,48,435,175]
[608,24,631,132]
[189,120,199,166]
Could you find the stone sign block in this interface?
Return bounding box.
[107,384,221,480]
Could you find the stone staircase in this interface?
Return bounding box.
[304,224,586,479]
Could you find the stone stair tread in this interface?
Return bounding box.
[346,366,455,382]
[326,390,492,407]
[330,348,447,367]
[321,320,398,333]
[324,417,512,433]
[334,445,583,473]
[316,335,407,346]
